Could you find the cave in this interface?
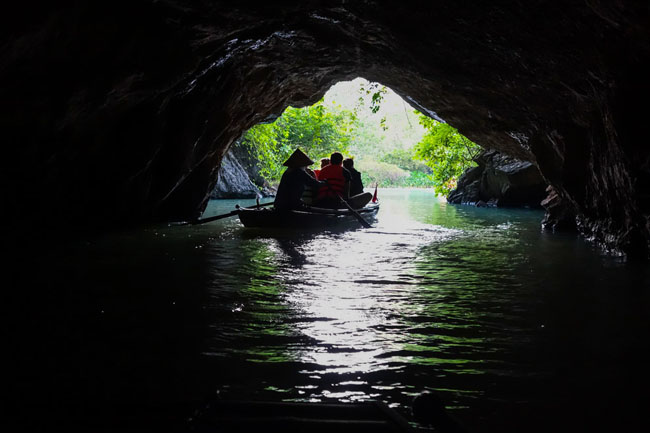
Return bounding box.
[2,1,649,258]
[4,3,650,432]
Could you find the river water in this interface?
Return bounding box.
[13,189,649,432]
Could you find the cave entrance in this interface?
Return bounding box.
[215,77,481,201]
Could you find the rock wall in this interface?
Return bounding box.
[541,186,579,232]
[210,151,261,199]
[448,150,548,208]
[229,139,268,190]
[2,1,649,257]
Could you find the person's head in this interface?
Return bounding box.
[330,152,343,165]
[283,148,314,168]
[342,158,354,169]
[320,158,330,168]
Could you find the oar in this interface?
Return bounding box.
[191,209,239,225]
[194,200,275,225]
[170,201,274,226]
[339,195,372,228]
[324,184,372,228]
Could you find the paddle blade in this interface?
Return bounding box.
[372,185,378,203]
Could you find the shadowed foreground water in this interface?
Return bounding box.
[11,189,650,432]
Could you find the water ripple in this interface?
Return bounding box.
[196,190,650,432]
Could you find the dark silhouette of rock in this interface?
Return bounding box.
[448,150,548,208]
[475,200,489,208]
[2,1,648,257]
[210,151,261,199]
[541,186,578,232]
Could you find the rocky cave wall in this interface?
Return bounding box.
[2,1,649,258]
[447,150,549,208]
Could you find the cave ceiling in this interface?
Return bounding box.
[1,1,648,257]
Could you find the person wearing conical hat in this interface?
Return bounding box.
[274,148,326,211]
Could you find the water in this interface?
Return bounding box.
[12,189,649,432]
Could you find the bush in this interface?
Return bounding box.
[356,159,409,187]
[380,148,432,174]
[400,171,436,188]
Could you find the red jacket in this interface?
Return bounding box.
[317,163,346,199]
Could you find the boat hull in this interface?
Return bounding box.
[237,203,379,229]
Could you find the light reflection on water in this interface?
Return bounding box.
[18,189,649,433]
[195,189,649,432]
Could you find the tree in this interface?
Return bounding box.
[414,113,482,196]
[237,100,356,185]
[275,102,356,160]
[236,79,480,192]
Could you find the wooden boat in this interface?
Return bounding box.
[237,203,380,229]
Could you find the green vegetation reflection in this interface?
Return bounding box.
[213,239,297,363]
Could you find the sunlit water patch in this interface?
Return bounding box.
[19,189,650,433]
[192,189,650,432]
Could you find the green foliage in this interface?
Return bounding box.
[275,102,356,158]
[357,82,387,114]
[380,148,432,174]
[236,79,483,194]
[238,123,281,181]
[414,113,481,195]
[238,100,356,185]
[401,170,437,188]
[356,158,436,188]
[356,158,409,187]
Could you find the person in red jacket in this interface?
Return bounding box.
[315,152,350,208]
[315,152,372,209]
[313,158,329,179]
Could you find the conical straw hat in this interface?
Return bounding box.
[283,148,314,167]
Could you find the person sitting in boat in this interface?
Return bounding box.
[314,158,329,179]
[315,152,373,209]
[343,157,373,207]
[274,148,326,211]
[305,159,329,204]
[342,157,364,196]
[301,166,318,205]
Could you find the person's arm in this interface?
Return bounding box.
[300,168,326,188]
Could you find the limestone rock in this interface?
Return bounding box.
[448,150,548,208]
[210,151,261,199]
[229,139,267,189]
[541,186,578,232]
